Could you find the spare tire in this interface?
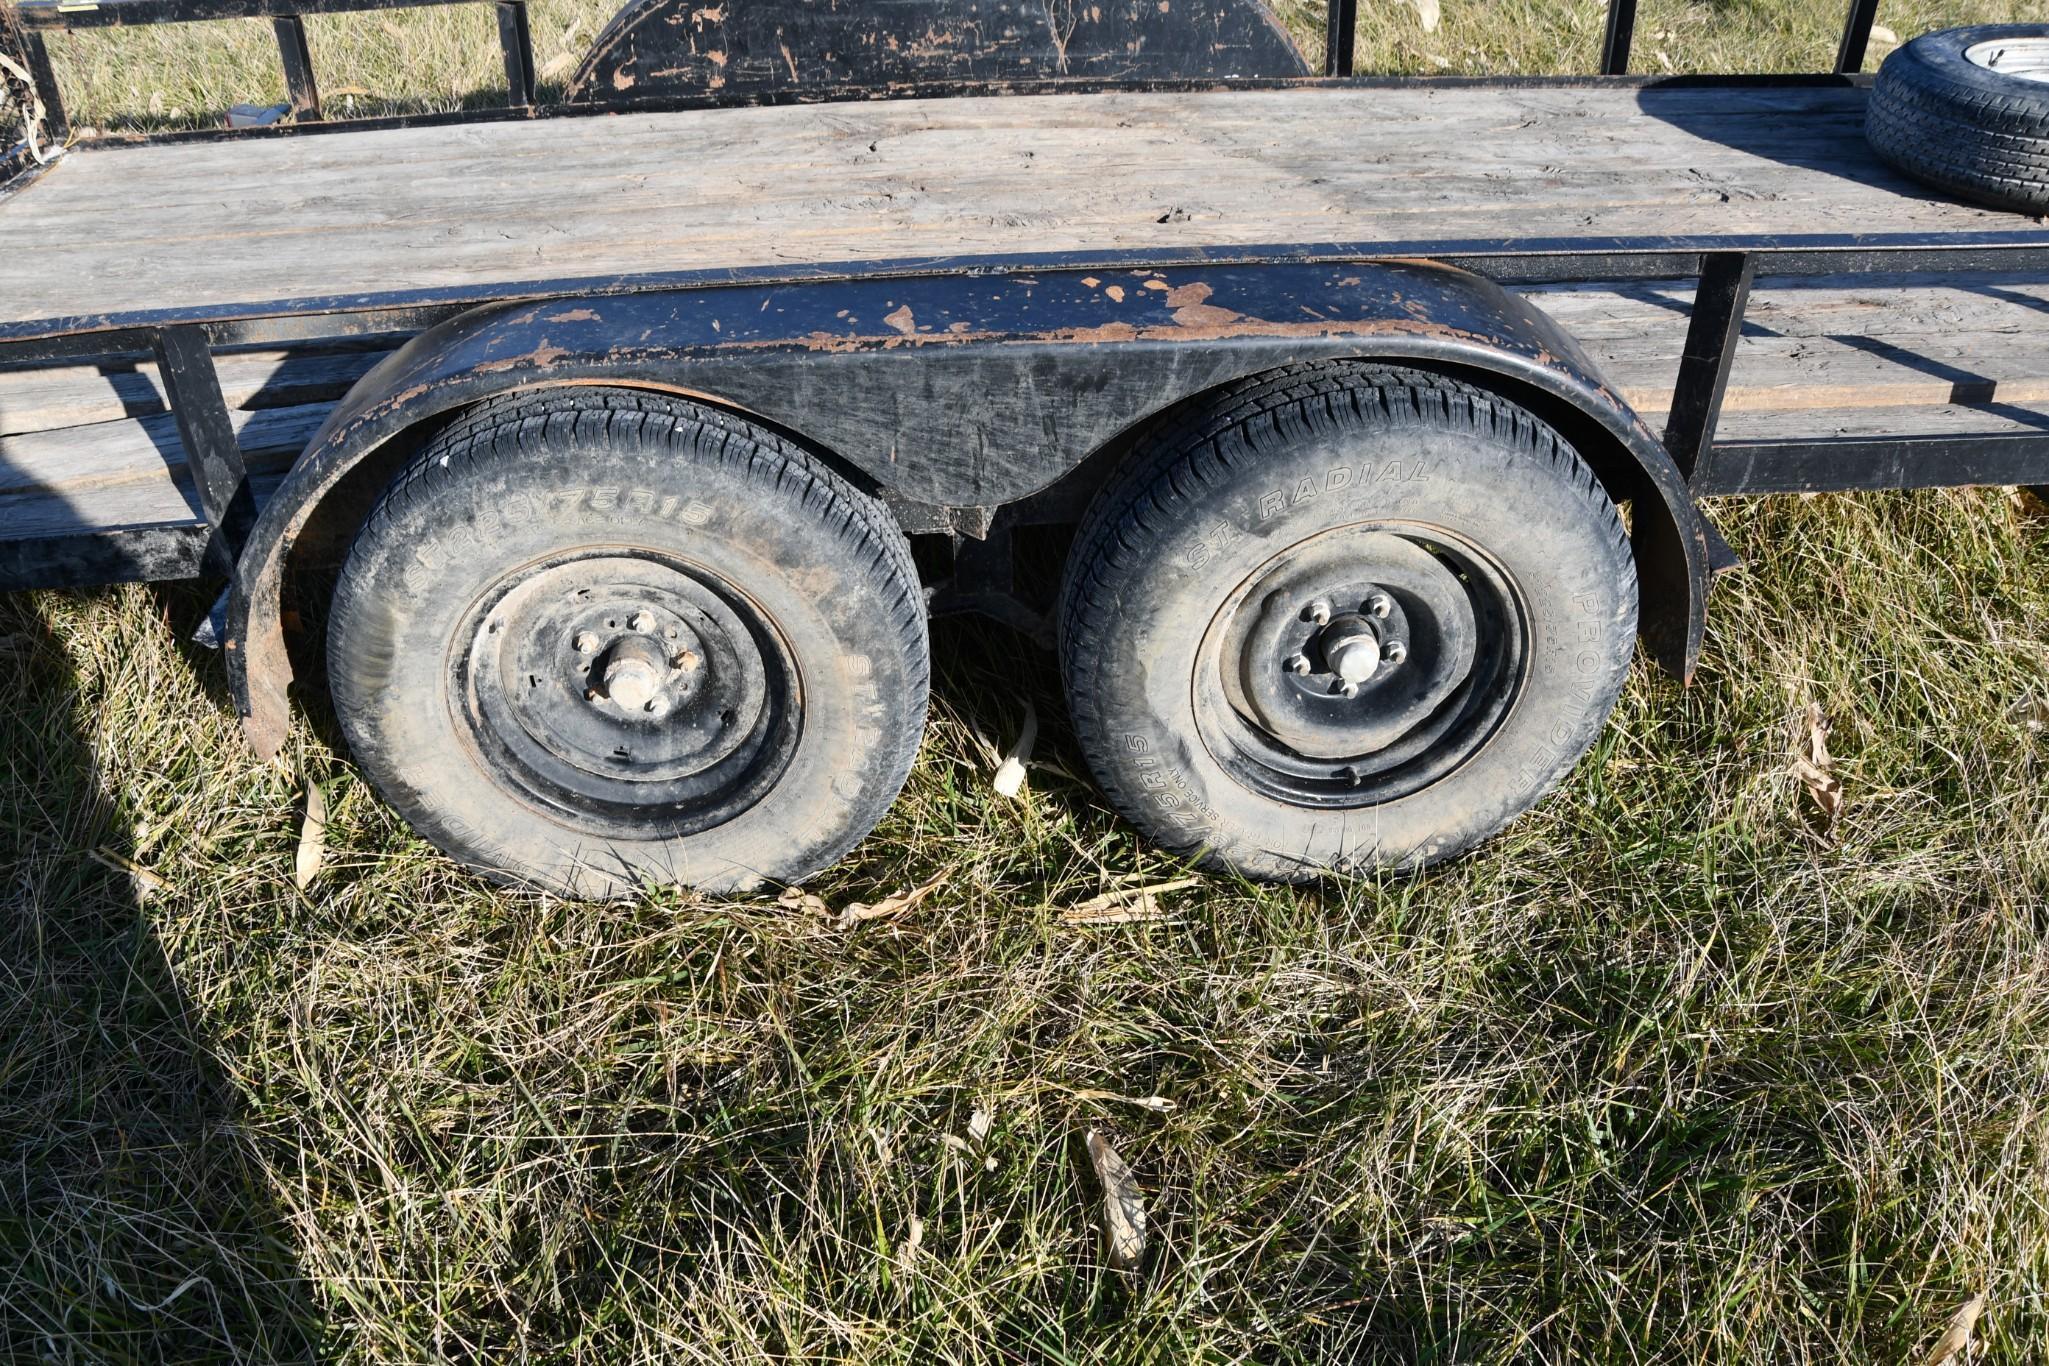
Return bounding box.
[1866,24,2049,216]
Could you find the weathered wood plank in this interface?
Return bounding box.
[0,472,210,540]
[0,474,290,557]
[0,348,386,437]
[1713,403,2049,442]
[2,83,2043,329]
[0,402,329,502]
[1525,274,2049,433]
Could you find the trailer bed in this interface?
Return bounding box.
[5,79,2049,586]
[2,83,2046,331]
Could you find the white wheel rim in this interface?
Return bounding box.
[1964,37,2049,84]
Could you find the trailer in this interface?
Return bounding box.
[2,0,2046,897]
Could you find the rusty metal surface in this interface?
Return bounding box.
[565,0,1306,106]
[223,259,1709,757]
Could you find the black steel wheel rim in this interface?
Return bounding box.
[1194,522,1528,808]
[451,549,801,838]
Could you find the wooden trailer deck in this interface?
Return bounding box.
[4,81,2049,559]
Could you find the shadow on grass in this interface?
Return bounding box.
[0,590,324,1359]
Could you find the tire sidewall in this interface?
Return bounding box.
[1069,404,1634,876]
[330,411,924,896]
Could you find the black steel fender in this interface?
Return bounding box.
[227,259,1708,757]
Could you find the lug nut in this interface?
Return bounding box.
[1384,641,1408,665]
[629,610,657,633]
[1339,681,1359,698]
[1286,654,1312,675]
[1304,599,1331,626]
[574,631,600,654]
[1366,593,1393,619]
[584,686,602,701]
[672,649,701,673]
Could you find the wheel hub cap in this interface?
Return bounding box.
[455,552,800,838]
[1321,613,1384,685]
[1196,524,1528,806]
[1965,37,2049,83]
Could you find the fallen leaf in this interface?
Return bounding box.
[1791,700,1844,826]
[1070,890,1166,924]
[90,848,167,900]
[777,884,829,917]
[967,1105,993,1144]
[1059,876,1200,924]
[1073,1089,1176,1113]
[1411,0,1440,33]
[295,779,328,890]
[992,699,1037,798]
[539,51,578,80]
[1869,24,1899,45]
[834,869,948,930]
[1923,1291,1987,1365]
[895,1214,924,1280]
[1084,1129,1147,1271]
[1655,48,1676,73]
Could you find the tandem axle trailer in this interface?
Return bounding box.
[2,0,2046,894]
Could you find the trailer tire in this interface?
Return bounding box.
[1059,362,1636,882]
[1865,24,2049,215]
[327,387,928,898]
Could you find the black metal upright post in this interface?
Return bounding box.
[1663,251,1756,483]
[1322,0,1357,78]
[497,0,536,106]
[1835,0,1882,74]
[273,14,323,120]
[1599,0,1637,76]
[152,326,254,577]
[18,30,69,144]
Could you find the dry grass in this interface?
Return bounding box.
[4,2,2049,1362]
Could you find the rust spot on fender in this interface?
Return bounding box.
[883,303,918,335]
[545,307,601,322]
[476,341,571,371]
[1173,302,1241,327]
